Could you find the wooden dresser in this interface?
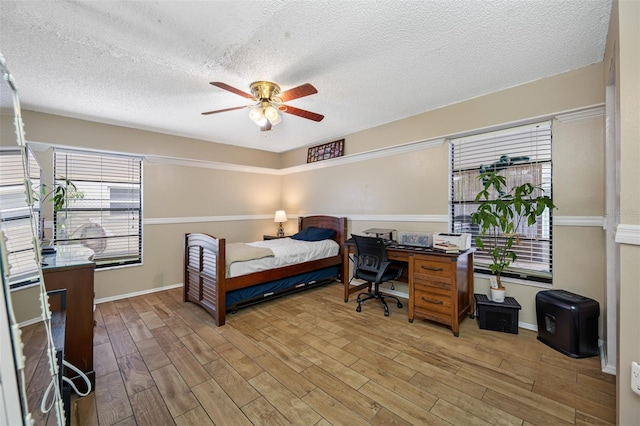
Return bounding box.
[42,247,96,391]
[408,250,474,337]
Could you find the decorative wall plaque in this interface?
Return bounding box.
[306,139,344,163]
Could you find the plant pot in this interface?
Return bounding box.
[490,287,506,303]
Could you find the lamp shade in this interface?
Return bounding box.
[269,113,281,125]
[249,106,264,123]
[264,105,279,122]
[274,210,288,223]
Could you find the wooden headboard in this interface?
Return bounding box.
[297,215,347,250]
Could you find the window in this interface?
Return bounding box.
[53,149,142,268]
[0,147,42,288]
[450,122,553,283]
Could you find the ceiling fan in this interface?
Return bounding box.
[202,81,324,131]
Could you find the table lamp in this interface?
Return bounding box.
[274,210,288,237]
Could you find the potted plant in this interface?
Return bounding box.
[471,171,556,302]
[34,178,84,240]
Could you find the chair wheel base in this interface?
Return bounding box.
[354,285,402,317]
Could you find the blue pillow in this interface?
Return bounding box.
[291,227,335,242]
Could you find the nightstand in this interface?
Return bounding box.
[263,234,289,240]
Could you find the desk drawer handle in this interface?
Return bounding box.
[421,265,444,272]
[421,296,443,305]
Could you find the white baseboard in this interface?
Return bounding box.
[518,321,537,331]
[94,283,182,304]
[599,339,617,375]
[18,283,183,327]
[18,316,44,328]
[616,223,640,245]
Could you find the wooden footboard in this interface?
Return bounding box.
[183,233,226,326]
[184,216,348,326]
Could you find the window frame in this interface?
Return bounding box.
[53,148,143,269]
[449,122,554,285]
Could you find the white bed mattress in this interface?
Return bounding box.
[227,237,340,278]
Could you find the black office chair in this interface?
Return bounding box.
[351,234,404,316]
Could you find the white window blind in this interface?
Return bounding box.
[0,147,42,288]
[54,149,142,268]
[450,122,553,283]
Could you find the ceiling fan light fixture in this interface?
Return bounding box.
[264,105,279,122]
[204,80,322,130]
[269,113,281,125]
[255,116,268,127]
[249,106,264,123]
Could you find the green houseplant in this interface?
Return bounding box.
[34,178,84,240]
[471,171,556,296]
[38,178,84,213]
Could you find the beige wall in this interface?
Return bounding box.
[283,145,450,216]
[605,0,640,422]
[144,162,281,217]
[552,118,607,336]
[553,118,606,216]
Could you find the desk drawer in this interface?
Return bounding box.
[387,250,409,262]
[414,257,453,278]
[414,285,452,316]
[414,277,452,291]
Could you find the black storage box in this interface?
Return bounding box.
[536,290,599,358]
[475,294,521,334]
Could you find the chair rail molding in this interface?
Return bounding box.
[553,216,604,227]
[141,138,446,175]
[144,214,450,226]
[615,224,640,246]
[555,106,605,123]
[144,215,273,225]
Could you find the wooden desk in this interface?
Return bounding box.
[344,241,474,336]
[42,246,95,391]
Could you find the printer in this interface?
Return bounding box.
[432,233,472,250]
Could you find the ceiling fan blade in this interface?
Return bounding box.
[281,104,324,122]
[278,83,318,102]
[210,82,253,98]
[201,105,247,115]
[260,121,272,132]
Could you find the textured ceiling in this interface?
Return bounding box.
[0,0,611,153]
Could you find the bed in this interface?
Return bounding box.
[183,215,348,326]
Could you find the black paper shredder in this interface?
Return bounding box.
[536,289,599,358]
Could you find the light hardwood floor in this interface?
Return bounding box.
[68,283,615,425]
